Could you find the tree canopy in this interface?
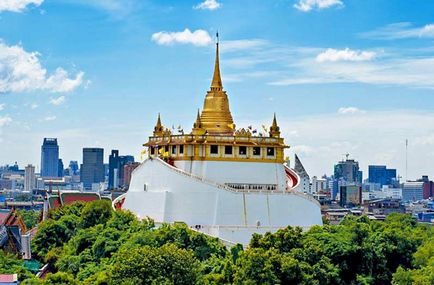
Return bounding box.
[2,200,429,285]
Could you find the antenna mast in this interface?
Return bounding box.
[405,139,408,181]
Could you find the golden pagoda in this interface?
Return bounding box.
[145,38,288,164]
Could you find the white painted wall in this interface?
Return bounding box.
[174,160,287,190]
[124,158,322,245]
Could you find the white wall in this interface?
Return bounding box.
[124,158,322,244]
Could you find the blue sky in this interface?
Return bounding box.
[1,0,434,179]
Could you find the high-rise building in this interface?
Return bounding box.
[334,156,362,185]
[108,150,135,189]
[368,165,397,187]
[311,176,328,194]
[339,185,362,207]
[69,161,79,175]
[58,159,64,177]
[80,148,104,190]
[418,175,434,199]
[402,182,424,201]
[41,138,59,178]
[123,162,140,189]
[24,164,35,192]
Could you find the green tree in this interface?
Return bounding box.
[17,209,41,229]
[81,200,113,228]
[110,243,201,285]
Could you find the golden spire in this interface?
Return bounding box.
[200,33,235,134]
[153,113,164,136]
[269,113,281,138]
[194,109,202,128]
[210,33,223,91]
[192,109,206,135]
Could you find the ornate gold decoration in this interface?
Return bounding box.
[145,37,289,164]
[235,128,252,137]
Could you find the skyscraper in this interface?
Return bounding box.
[108,150,135,189]
[80,148,104,190]
[368,165,397,186]
[41,138,59,178]
[334,156,362,185]
[69,161,79,175]
[24,164,35,192]
[58,159,64,177]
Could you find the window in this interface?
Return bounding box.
[172,145,177,154]
[210,145,219,154]
[225,146,233,155]
[239,146,247,155]
[150,147,155,155]
[253,147,261,156]
[267,147,275,156]
[179,145,184,154]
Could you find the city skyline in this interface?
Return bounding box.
[1,0,434,179]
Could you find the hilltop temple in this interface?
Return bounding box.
[117,39,322,245]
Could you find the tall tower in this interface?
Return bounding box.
[41,138,59,178]
[24,164,36,192]
[199,35,234,134]
[80,148,104,190]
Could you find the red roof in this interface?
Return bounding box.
[0,274,18,282]
[61,193,100,205]
[0,212,9,225]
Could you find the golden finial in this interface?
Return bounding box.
[192,109,206,135]
[194,109,202,128]
[210,32,223,91]
[269,113,281,138]
[153,113,164,136]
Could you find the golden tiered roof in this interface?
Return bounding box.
[199,39,235,134]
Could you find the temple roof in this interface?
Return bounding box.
[294,154,309,178]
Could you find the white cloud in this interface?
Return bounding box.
[269,48,434,89]
[294,0,343,12]
[43,115,56,121]
[0,0,43,12]
[0,115,12,127]
[361,22,434,40]
[338,107,365,115]
[0,41,84,93]
[151,29,212,47]
[49,96,66,106]
[316,48,376,62]
[0,103,4,111]
[30,103,38,109]
[193,0,221,10]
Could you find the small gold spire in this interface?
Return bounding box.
[194,109,202,128]
[192,109,206,135]
[153,113,164,136]
[269,113,281,138]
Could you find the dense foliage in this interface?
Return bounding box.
[5,200,432,284]
[17,209,41,229]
